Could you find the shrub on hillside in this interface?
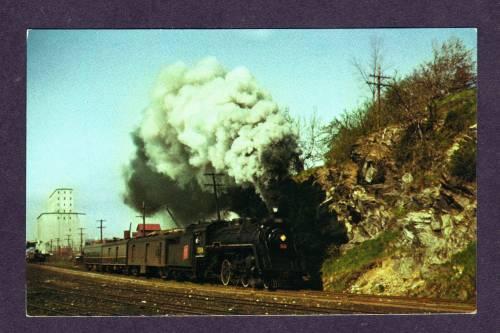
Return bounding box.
[323,105,375,164]
[423,241,476,300]
[323,37,476,167]
[442,89,477,134]
[450,139,476,181]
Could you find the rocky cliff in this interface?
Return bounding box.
[314,89,476,301]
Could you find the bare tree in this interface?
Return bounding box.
[295,107,328,169]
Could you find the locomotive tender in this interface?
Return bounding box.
[83,215,306,289]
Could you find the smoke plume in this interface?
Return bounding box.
[123,57,301,225]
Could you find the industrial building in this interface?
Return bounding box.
[36,188,85,254]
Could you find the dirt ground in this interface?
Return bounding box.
[26,264,475,316]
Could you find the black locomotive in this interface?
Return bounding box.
[83,214,307,290]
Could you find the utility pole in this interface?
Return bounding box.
[142,201,146,237]
[366,65,392,128]
[135,202,147,237]
[78,227,85,254]
[50,239,53,254]
[65,234,72,255]
[96,219,106,243]
[204,173,225,222]
[55,238,60,256]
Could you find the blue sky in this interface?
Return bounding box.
[26,28,476,240]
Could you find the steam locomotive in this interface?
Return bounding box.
[83,214,307,290]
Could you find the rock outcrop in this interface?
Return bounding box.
[317,122,476,300]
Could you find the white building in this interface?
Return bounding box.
[36,188,85,254]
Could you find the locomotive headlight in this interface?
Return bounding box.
[195,236,200,244]
[280,234,287,242]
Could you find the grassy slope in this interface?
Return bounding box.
[321,230,399,292]
[423,241,476,300]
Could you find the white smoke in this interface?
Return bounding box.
[137,57,299,201]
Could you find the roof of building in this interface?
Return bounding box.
[37,212,86,220]
[49,188,73,199]
[136,224,161,231]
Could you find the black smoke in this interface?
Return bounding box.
[123,132,216,225]
[123,131,290,225]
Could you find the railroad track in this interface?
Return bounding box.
[262,290,475,313]
[33,275,351,315]
[28,288,122,316]
[34,266,369,315]
[28,283,213,316]
[27,264,475,315]
[28,302,82,316]
[51,278,363,315]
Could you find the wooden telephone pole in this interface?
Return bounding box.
[65,234,72,255]
[135,201,148,237]
[204,173,225,222]
[142,201,146,237]
[55,238,60,255]
[366,65,392,128]
[78,227,85,254]
[96,219,106,243]
[65,234,72,247]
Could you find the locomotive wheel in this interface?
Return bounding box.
[220,259,232,286]
[241,275,250,288]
